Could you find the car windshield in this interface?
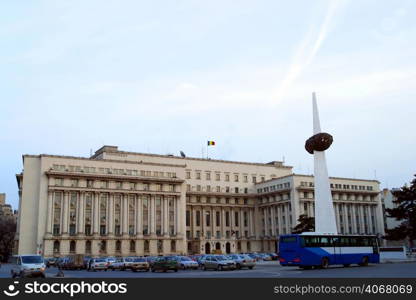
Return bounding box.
[216,256,228,260]
[181,257,192,261]
[95,259,106,262]
[21,256,43,264]
[134,258,146,262]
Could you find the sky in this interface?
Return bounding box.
[1,0,415,210]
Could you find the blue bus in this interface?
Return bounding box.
[278,233,379,269]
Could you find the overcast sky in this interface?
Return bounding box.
[1,0,415,209]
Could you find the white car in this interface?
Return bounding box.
[10,255,46,278]
[177,256,199,270]
[87,258,109,271]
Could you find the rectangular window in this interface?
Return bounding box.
[206,211,210,226]
[196,172,201,180]
[53,225,60,236]
[216,211,220,226]
[100,225,106,235]
[206,173,211,180]
[235,212,239,226]
[215,173,220,181]
[225,212,230,226]
[196,211,201,226]
[243,175,248,183]
[252,176,256,183]
[225,174,230,181]
[186,171,191,179]
[234,174,239,182]
[186,211,190,226]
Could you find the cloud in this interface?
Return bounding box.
[274,0,348,102]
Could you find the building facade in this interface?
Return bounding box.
[0,193,17,221]
[15,146,385,257]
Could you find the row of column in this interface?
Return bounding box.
[47,191,178,237]
[302,201,378,234]
[263,203,291,236]
[188,206,255,239]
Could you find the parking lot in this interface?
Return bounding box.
[1,261,415,278]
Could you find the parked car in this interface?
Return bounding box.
[203,255,236,271]
[83,256,92,269]
[145,256,159,267]
[268,253,279,261]
[260,253,273,261]
[177,256,199,270]
[151,256,179,272]
[227,254,256,269]
[108,257,128,271]
[130,257,150,272]
[64,254,85,270]
[105,257,117,270]
[196,255,208,268]
[87,258,109,271]
[44,257,57,268]
[10,255,46,278]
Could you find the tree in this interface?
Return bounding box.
[384,174,416,249]
[0,217,17,262]
[292,214,315,234]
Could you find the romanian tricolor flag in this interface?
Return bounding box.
[207,141,216,146]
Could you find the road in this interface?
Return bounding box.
[1,262,415,278]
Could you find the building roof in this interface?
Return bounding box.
[90,145,293,168]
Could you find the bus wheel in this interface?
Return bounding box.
[320,258,329,269]
[359,256,369,267]
[343,264,350,267]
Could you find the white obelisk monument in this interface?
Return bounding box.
[311,93,338,234]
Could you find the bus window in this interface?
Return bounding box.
[281,236,297,243]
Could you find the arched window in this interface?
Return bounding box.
[70,240,76,253]
[247,241,251,252]
[85,240,91,254]
[144,240,149,252]
[53,240,60,253]
[130,240,135,252]
[116,240,121,252]
[170,240,176,252]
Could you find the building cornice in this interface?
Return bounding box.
[45,170,185,184]
[22,154,186,168]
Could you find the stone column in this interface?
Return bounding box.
[285,205,290,234]
[150,195,156,236]
[263,208,268,236]
[163,197,169,236]
[221,207,225,239]
[108,194,114,236]
[343,204,349,234]
[335,203,341,233]
[122,194,128,236]
[46,191,53,235]
[77,192,85,234]
[248,209,254,237]
[359,205,365,233]
[270,205,276,236]
[351,205,357,234]
[174,197,178,235]
[136,196,143,237]
[93,192,99,235]
[62,191,69,234]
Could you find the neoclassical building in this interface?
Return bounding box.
[15,145,385,257]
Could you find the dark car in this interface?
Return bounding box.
[151,257,179,272]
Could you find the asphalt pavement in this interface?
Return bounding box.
[1,261,415,278]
